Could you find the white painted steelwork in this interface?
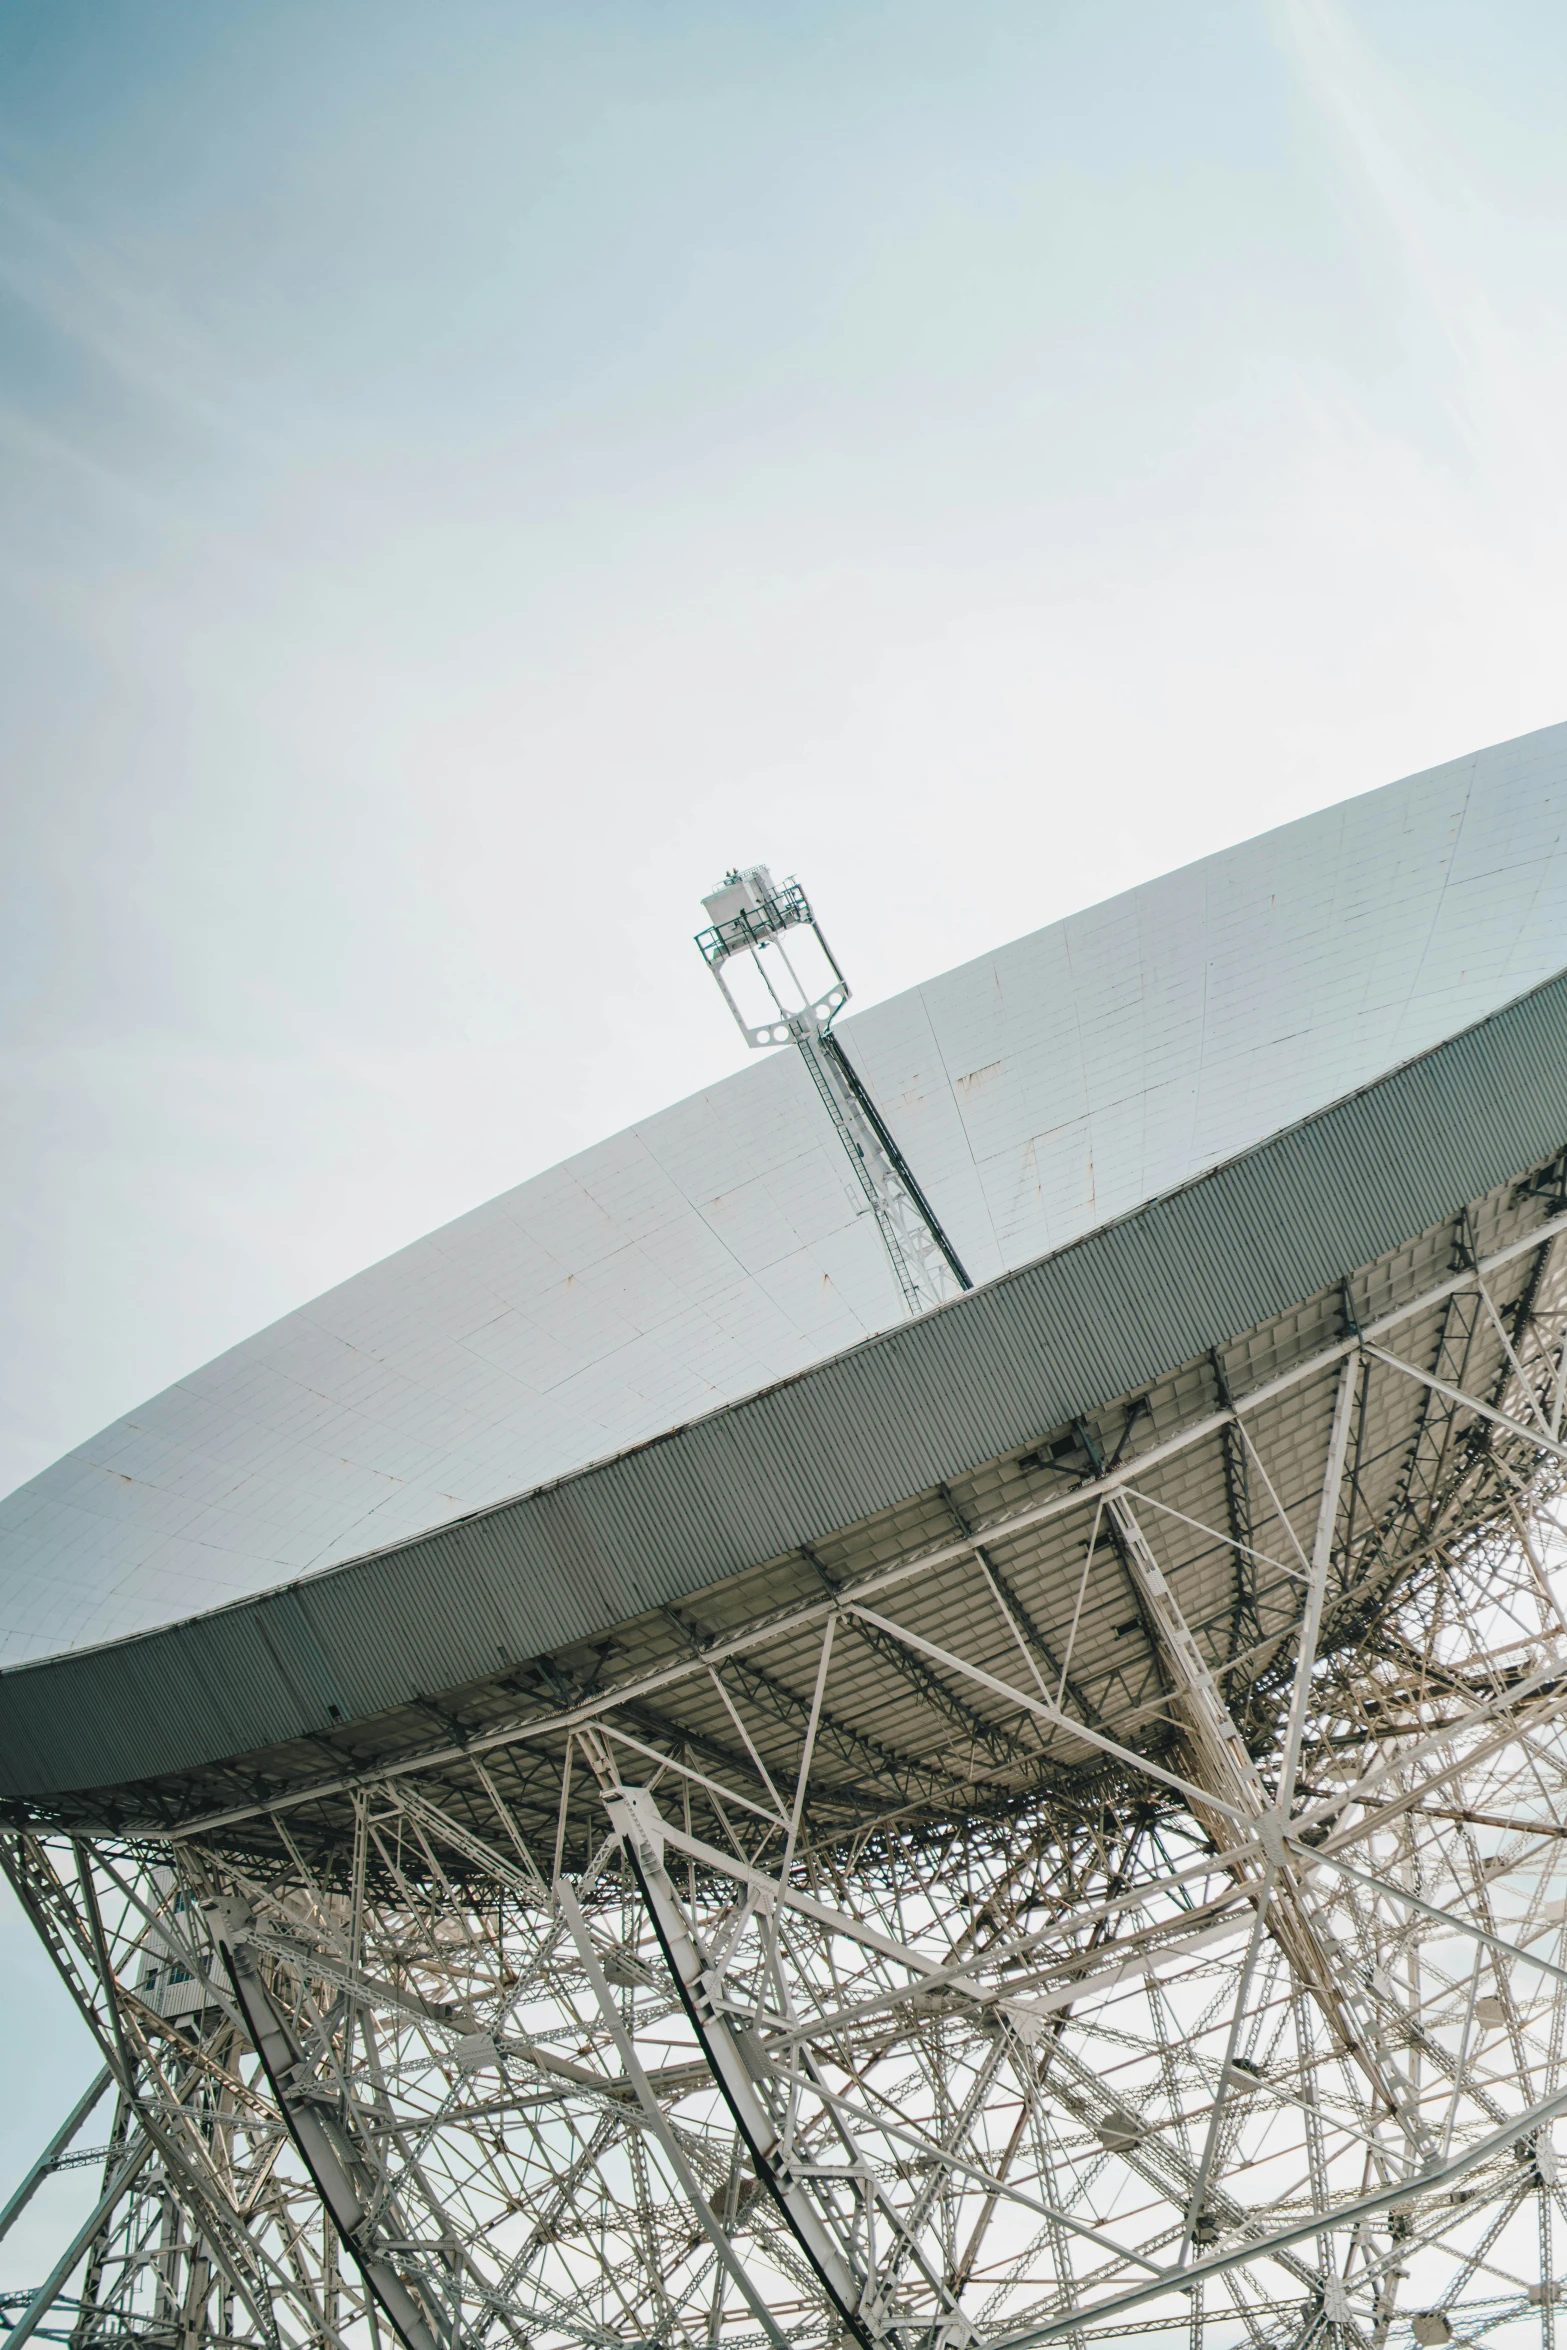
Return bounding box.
[1,720,1565,1669]
[9,1143,1567,2350]
[696,862,969,1315]
[5,722,1567,2350]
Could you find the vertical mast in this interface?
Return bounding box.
[695,865,971,1314]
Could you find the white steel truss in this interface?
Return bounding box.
[693,865,968,1315]
[11,1167,1567,2350]
[793,1029,968,1316]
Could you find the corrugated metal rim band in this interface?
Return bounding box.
[5,964,1567,1805]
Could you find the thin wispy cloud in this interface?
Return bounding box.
[0,163,286,493]
[1269,0,1567,501]
[1271,0,1478,362]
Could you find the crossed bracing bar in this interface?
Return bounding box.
[11,1190,1567,2349]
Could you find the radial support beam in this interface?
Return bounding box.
[581,1735,894,2349]
[1275,1353,1361,1816]
[208,1899,444,2350]
[555,1880,791,2350]
[1105,1491,1265,1819]
[1108,1369,1430,2154]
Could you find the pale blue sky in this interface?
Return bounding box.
[5,0,1567,2283]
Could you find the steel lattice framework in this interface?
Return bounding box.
[11,1160,1567,2350]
